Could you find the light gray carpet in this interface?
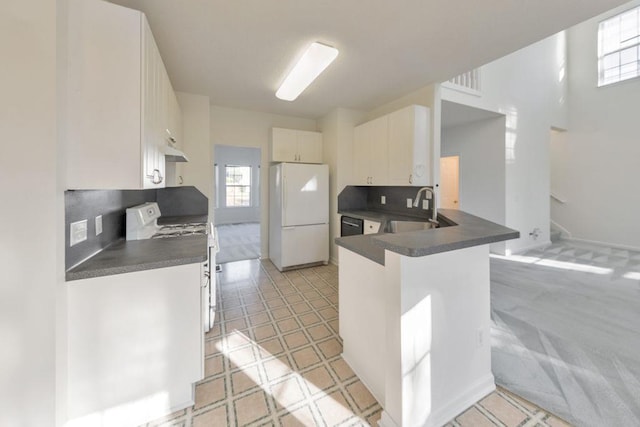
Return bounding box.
[215,222,261,264]
[490,240,640,426]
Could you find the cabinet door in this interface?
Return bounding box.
[297,131,323,163]
[369,116,389,185]
[142,18,165,189]
[352,123,371,185]
[67,0,142,189]
[388,105,430,186]
[271,128,298,162]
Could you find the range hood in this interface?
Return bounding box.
[164,145,189,162]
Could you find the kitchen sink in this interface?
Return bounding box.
[385,220,438,233]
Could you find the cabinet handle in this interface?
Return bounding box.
[409,174,413,184]
[151,169,163,184]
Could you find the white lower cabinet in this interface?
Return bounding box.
[67,263,202,427]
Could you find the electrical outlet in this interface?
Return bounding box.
[70,220,88,246]
[381,195,386,205]
[422,199,429,210]
[406,198,413,208]
[425,191,432,199]
[95,215,103,235]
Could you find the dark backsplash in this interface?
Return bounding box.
[156,186,208,217]
[338,185,434,219]
[65,186,208,270]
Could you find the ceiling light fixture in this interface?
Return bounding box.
[276,42,339,101]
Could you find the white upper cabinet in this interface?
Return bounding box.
[388,105,430,186]
[67,0,179,189]
[352,105,430,186]
[353,116,388,185]
[271,128,323,164]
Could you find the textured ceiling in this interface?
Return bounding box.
[109,0,627,119]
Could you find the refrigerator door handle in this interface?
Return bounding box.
[282,170,287,214]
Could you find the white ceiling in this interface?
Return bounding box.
[109,0,627,119]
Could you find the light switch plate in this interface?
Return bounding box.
[406,198,413,208]
[95,215,103,235]
[381,195,386,204]
[70,219,88,246]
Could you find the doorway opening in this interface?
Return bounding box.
[439,156,460,209]
[214,145,261,264]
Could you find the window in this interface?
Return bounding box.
[225,165,251,207]
[598,5,640,86]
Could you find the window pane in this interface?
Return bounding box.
[598,5,640,86]
[621,45,638,65]
[620,61,639,80]
[226,166,251,185]
[603,52,620,70]
[225,165,252,207]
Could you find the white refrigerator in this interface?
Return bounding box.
[269,163,329,271]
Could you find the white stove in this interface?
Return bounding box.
[125,202,206,240]
[125,202,217,332]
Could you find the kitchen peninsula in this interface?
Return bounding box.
[335,187,518,427]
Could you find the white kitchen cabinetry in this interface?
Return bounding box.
[67,263,203,426]
[271,128,323,163]
[352,105,430,186]
[364,220,381,234]
[352,116,388,185]
[67,0,180,189]
[388,105,430,186]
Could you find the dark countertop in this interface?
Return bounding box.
[66,235,208,281]
[335,209,519,265]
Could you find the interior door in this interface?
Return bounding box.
[282,163,329,226]
[440,156,460,209]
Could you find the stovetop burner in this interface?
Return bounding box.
[151,222,208,239]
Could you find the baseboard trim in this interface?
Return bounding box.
[378,411,399,427]
[377,373,495,427]
[568,237,640,252]
[509,240,552,255]
[426,374,495,427]
[341,352,385,407]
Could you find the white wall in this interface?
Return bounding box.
[442,117,507,217]
[442,32,568,253]
[214,145,261,225]
[551,0,640,249]
[320,108,366,264]
[210,106,317,258]
[1,1,59,425]
[176,92,212,216]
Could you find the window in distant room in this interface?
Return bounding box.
[225,165,251,207]
[598,5,640,86]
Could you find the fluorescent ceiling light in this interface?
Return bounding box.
[276,42,339,101]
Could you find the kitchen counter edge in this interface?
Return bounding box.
[335,209,519,265]
[66,235,208,282]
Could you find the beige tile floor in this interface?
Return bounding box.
[140,259,571,427]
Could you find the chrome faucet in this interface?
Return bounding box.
[413,187,438,224]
